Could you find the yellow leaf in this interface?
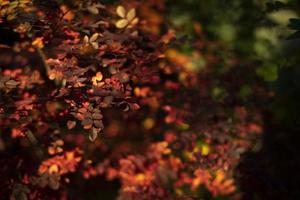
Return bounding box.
[90,33,99,42]
[126,8,136,21]
[66,152,74,160]
[91,42,99,50]
[60,5,74,20]
[215,170,225,183]
[49,164,59,174]
[143,118,155,130]
[201,144,210,156]
[94,72,103,81]
[135,173,145,182]
[92,72,103,85]
[116,19,128,29]
[49,73,56,80]
[83,35,89,44]
[116,6,126,18]
[20,0,30,3]
[32,37,44,48]
[1,1,10,6]
[87,6,99,15]
[130,17,139,26]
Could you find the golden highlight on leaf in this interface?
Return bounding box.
[90,33,99,42]
[116,19,129,29]
[126,8,136,21]
[131,17,139,26]
[116,6,126,18]
[83,35,89,44]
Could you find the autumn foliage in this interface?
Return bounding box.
[0,0,268,199]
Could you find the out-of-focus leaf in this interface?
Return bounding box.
[91,42,99,50]
[67,120,76,130]
[5,79,19,88]
[212,87,227,101]
[81,119,93,126]
[268,10,298,26]
[256,64,278,82]
[89,128,98,141]
[239,85,252,98]
[87,6,99,15]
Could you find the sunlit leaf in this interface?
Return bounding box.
[5,79,19,87]
[126,8,136,21]
[91,42,99,50]
[92,72,103,86]
[201,144,210,156]
[116,19,128,29]
[116,6,126,18]
[90,33,99,42]
[83,35,89,44]
[131,17,139,26]
[87,6,99,15]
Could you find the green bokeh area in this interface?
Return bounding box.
[76,0,300,199]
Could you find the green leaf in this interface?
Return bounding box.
[256,64,278,82]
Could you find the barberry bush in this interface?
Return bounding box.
[1,0,297,199]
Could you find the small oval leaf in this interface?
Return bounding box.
[67,120,76,130]
[131,18,139,26]
[91,42,99,50]
[83,35,89,44]
[116,19,128,29]
[126,8,136,21]
[116,6,126,18]
[90,33,99,42]
[89,128,98,141]
[87,6,99,15]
